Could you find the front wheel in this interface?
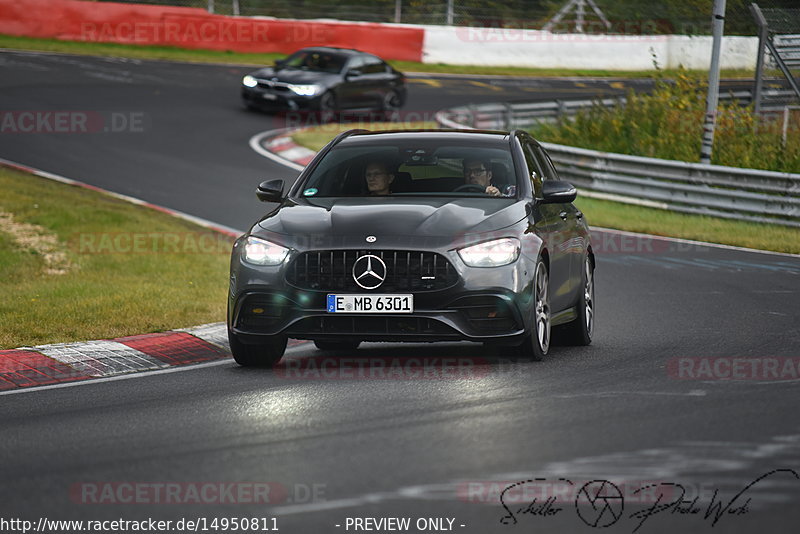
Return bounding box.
[317,91,337,122]
[514,259,550,361]
[381,90,401,121]
[559,255,594,346]
[228,330,287,367]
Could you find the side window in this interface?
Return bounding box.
[347,56,365,73]
[361,56,386,74]
[533,144,558,181]
[522,142,544,198]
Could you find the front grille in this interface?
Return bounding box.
[287,250,459,292]
[256,81,290,92]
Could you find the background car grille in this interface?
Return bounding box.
[287,250,459,292]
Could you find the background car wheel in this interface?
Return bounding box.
[318,91,337,122]
[514,259,550,361]
[314,340,361,351]
[558,255,594,346]
[381,90,401,121]
[228,330,287,367]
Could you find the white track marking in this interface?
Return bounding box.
[590,226,800,258]
[0,157,244,237]
[248,129,306,172]
[0,343,309,397]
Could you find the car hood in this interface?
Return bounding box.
[254,197,527,249]
[250,67,338,86]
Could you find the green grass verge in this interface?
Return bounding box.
[291,123,799,255]
[575,196,799,254]
[0,167,232,349]
[0,33,754,78]
[291,121,438,152]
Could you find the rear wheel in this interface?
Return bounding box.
[514,259,550,361]
[314,340,361,351]
[228,330,287,367]
[559,255,594,346]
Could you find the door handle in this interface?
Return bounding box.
[559,211,568,220]
[576,211,583,219]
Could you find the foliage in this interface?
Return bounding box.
[530,72,800,173]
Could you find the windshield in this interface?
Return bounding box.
[300,142,517,199]
[282,50,346,74]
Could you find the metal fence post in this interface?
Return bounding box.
[207,0,214,15]
[700,0,726,165]
[750,3,767,114]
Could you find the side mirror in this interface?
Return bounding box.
[274,59,286,70]
[346,69,362,79]
[541,180,577,204]
[256,179,284,203]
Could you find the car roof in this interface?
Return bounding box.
[338,129,512,147]
[297,46,365,56]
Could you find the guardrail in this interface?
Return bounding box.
[436,94,800,228]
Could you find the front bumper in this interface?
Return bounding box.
[241,86,320,111]
[228,249,537,345]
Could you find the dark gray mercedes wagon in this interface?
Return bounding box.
[228,129,594,365]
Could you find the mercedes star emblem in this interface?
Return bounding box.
[366,235,377,243]
[352,254,387,290]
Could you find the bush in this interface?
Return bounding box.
[530,73,800,173]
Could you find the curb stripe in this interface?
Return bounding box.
[0,349,91,390]
[30,340,169,377]
[116,331,229,366]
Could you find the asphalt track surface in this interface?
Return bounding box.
[1,50,799,533]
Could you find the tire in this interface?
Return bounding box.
[228,330,287,367]
[381,90,401,121]
[314,340,361,351]
[514,259,551,361]
[317,91,337,123]
[559,255,594,346]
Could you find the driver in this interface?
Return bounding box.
[364,160,395,195]
[462,158,501,196]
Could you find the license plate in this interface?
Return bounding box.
[262,93,277,100]
[327,294,413,313]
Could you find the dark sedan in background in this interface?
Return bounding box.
[241,47,406,115]
[228,129,594,366]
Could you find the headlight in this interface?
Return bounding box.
[242,75,258,88]
[458,238,520,267]
[288,84,322,96]
[243,236,288,266]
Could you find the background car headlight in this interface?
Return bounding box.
[243,236,288,266]
[288,84,322,96]
[242,75,258,88]
[458,238,520,267]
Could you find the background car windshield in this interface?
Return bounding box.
[301,143,516,198]
[283,51,346,73]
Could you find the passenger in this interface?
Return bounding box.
[463,158,501,196]
[364,161,395,195]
